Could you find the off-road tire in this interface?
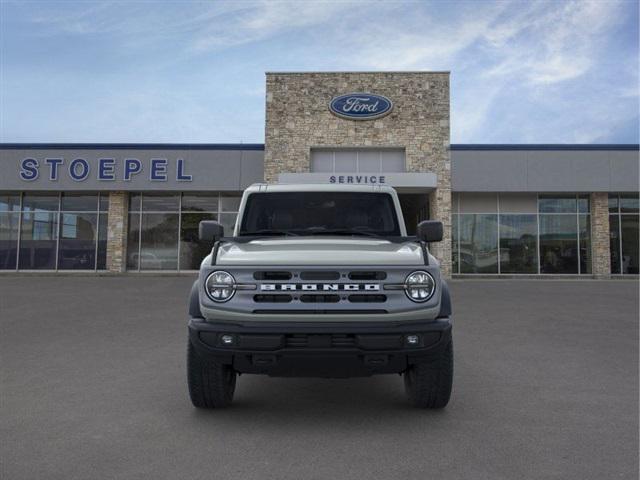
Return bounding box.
[187,340,236,408]
[404,340,453,409]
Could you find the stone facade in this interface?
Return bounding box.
[591,192,611,277]
[106,191,129,273]
[264,72,452,276]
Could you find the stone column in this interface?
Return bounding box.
[590,192,611,278]
[430,187,452,278]
[106,191,129,273]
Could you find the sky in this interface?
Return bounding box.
[0,0,638,144]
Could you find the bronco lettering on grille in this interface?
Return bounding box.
[260,284,380,291]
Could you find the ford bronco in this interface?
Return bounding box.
[187,184,453,408]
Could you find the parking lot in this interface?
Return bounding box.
[1,276,638,480]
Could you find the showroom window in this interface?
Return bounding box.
[609,193,639,274]
[311,149,405,173]
[452,193,591,274]
[0,192,107,270]
[127,192,240,271]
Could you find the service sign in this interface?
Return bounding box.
[329,93,393,120]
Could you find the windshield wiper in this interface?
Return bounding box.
[240,229,299,237]
[299,227,384,238]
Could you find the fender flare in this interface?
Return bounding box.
[188,280,204,319]
[438,279,452,318]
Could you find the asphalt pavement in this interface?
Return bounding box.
[1,276,638,480]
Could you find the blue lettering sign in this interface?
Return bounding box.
[329,93,393,120]
[329,176,336,183]
[150,159,168,181]
[45,158,63,180]
[69,158,90,181]
[98,158,116,180]
[20,158,39,181]
[176,158,192,181]
[124,159,142,180]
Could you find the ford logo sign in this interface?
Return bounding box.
[329,93,393,120]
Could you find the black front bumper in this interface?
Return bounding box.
[188,317,452,378]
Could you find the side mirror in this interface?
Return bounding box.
[417,220,443,243]
[199,220,224,243]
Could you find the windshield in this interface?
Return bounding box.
[239,192,401,237]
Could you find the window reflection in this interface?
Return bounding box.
[458,214,498,273]
[0,212,19,269]
[539,215,578,274]
[499,215,537,273]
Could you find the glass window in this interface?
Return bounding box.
[139,213,179,270]
[498,193,537,214]
[609,215,621,274]
[239,192,401,236]
[451,214,459,274]
[181,193,218,212]
[129,193,141,212]
[22,193,59,212]
[499,215,538,274]
[620,194,639,214]
[98,193,109,212]
[219,213,238,236]
[538,196,577,213]
[608,194,619,213]
[142,193,179,212]
[220,195,241,212]
[61,193,98,212]
[0,192,21,212]
[96,213,108,270]
[358,151,380,172]
[620,215,639,274]
[126,213,141,270]
[579,215,591,274]
[458,214,498,274]
[180,213,217,270]
[19,211,58,269]
[381,150,405,172]
[0,212,19,269]
[57,213,98,269]
[311,151,333,172]
[577,195,590,214]
[334,151,357,172]
[539,215,578,274]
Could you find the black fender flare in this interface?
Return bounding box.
[188,280,204,319]
[438,279,452,318]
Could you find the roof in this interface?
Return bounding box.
[246,183,397,193]
[0,143,637,151]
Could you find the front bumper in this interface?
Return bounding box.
[188,317,452,378]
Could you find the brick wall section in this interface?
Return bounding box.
[264,72,452,276]
[106,191,129,272]
[591,192,611,277]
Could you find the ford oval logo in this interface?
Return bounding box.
[329,93,393,120]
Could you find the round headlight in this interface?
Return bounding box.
[205,271,236,302]
[404,271,436,302]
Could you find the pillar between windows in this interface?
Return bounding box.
[106,191,129,273]
[590,192,611,278]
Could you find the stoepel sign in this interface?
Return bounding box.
[329,93,393,120]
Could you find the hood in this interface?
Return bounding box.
[215,237,425,266]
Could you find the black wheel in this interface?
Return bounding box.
[187,340,236,408]
[404,341,453,409]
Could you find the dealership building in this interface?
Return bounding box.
[0,72,638,277]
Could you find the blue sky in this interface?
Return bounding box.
[1,0,638,144]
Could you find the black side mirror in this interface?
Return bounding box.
[417,220,443,243]
[199,220,224,243]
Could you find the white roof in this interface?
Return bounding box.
[246,183,397,193]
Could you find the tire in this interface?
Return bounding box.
[187,340,236,408]
[404,340,453,409]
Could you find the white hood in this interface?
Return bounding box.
[215,237,425,266]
